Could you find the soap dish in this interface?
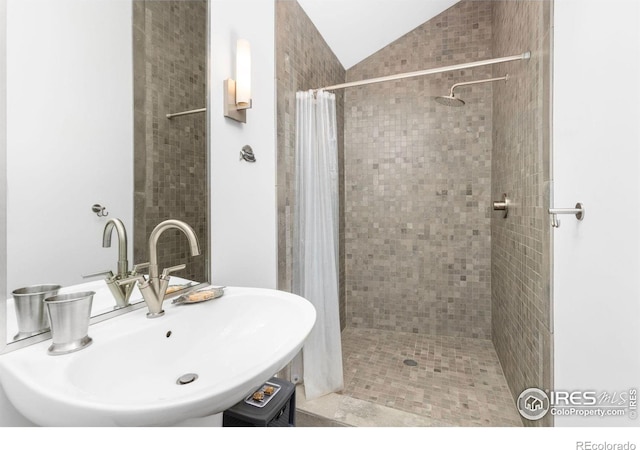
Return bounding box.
[165,282,198,296]
[244,382,282,408]
[172,286,225,305]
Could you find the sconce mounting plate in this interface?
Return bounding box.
[223,79,247,123]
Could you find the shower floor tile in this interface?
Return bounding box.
[340,328,522,426]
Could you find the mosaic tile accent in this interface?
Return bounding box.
[344,1,494,338]
[341,328,522,426]
[275,0,346,328]
[491,0,553,427]
[133,0,208,283]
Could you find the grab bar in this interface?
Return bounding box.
[548,202,584,228]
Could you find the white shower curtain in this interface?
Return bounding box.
[293,90,343,400]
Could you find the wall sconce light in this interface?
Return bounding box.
[224,39,252,123]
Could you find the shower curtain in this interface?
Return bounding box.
[292,90,344,400]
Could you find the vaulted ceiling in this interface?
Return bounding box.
[297,0,460,69]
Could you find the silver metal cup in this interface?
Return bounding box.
[11,284,61,340]
[44,291,95,355]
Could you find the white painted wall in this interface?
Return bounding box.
[6,0,134,296]
[553,0,640,426]
[1,0,8,354]
[209,0,277,289]
[297,0,458,69]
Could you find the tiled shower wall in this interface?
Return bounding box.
[344,1,494,338]
[275,0,346,329]
[491,0,552,427]
[276,0,551,426]
[133,0,208,282]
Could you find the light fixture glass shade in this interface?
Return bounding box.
[236,39,251,108]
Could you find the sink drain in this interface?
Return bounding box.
[403,359,418,367]
[176,373,199,385]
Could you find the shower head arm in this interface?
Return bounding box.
[449,74,509,96]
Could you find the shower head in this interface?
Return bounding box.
[435,94,465,107]
[435,74,509,107]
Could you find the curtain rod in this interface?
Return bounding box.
[314,52,530,92]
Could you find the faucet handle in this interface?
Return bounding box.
[161,264,186,279]
[132,262,150,274]
[116,275,146,287]
[83,270,114,279]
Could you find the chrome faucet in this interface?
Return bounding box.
[84,218,147,309]
[103,218,129,278]
[118,219,201,318]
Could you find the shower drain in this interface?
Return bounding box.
[403,359,418,367]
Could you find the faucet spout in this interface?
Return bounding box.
[119,219,200,318]
[148,219,201,293]
[102,218,128,278]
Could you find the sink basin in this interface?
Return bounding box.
[0,287,315,426]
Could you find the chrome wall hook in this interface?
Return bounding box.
[549,202,584,228]
[91,204,109,217]
[240,145,256,162]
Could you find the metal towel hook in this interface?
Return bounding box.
[240,145,256,163]
[92,204,109,218]
[548,203,584,228]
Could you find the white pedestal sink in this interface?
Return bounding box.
[0,287,316,426]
